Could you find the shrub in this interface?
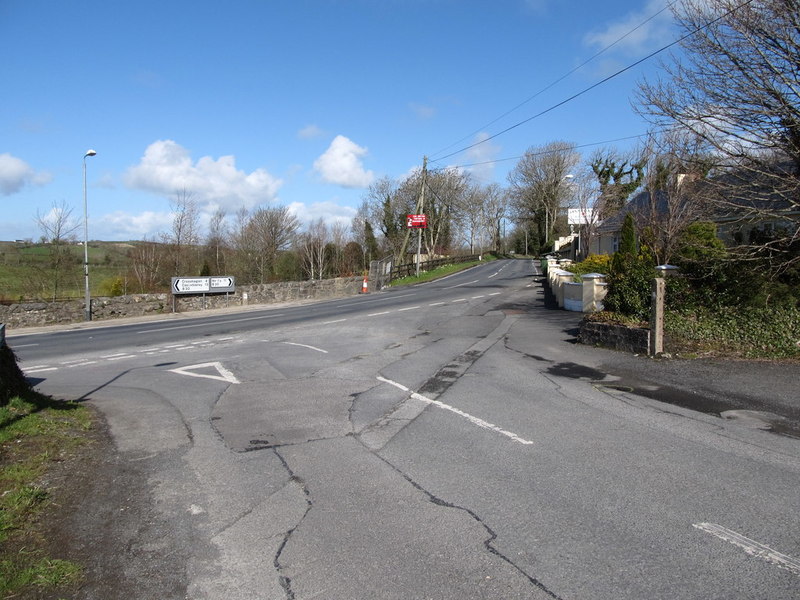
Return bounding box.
[100,277,125,297]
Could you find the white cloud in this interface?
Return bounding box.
[287,200,357,226]
[123,140,283,210]
[464,132,501,182]
[409,103,436,119]
[0,153,52,195]
[298,124,324,139]
[583,0,675,57]
[313,135,375,188]
[94,210,173,240]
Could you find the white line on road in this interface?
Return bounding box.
[428,302,445,306]
[101,353,130,359]
[107,354,136,361]
[444,279,480,289]
[26,367,57,373]
[376,376,534,446]
[489,292,501,296]
[323,319,347,324]
[68,361,97,367]
[283,342,328,354]
[452,298,467,303]
[137,314,285,333]
[471,295,485,299]
[10,343,38,348]
[398,306,420,312]
[368,311,391,317]
[693,522,800,576]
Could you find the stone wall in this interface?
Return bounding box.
[0,276,362,330]
[578,321,650,354]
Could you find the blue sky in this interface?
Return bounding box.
[0,0,680,242]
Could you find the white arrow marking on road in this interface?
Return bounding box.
[169,362,240,384]
[693,522,800,576]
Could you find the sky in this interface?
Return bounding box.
[0,0,683,242]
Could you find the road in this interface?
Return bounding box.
[9,259,800,599]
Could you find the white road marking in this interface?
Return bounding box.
[68,361,97,367]
[444,279,479,289]
[376,376,534,446]
[168,362,240,384]
[428,302,445,306]
[452,298,467,303]
[101,353,129,359]
[26,367,57,373]
[283,342,328,354]
[107,354,136,361]
[137,314,284,333]
[11,343,39,348]
[489,292,501,296]
[398,306,420,312]
[323,319,347,324]
[693,523,800,576]
[471,295,485,299]
[368,311,391,317]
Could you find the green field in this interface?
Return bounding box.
[0,241,139,302]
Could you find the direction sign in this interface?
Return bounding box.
[172,276,236,295]
[173,277,210,294]
[211,277,234,289]
[407,214,427,229]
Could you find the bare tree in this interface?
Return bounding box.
[33,200,81,301]
[482,183,508,254]
[589,147,646,219]
[299,218,329,280]
[206,208,228,274]
[128,237,165,293]
[163,189,200,276]
[508,141,580,251]
[637,0,800,272]
[636,130,715,264]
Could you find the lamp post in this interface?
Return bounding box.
[83,149,96,321]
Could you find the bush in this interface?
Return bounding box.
[568,254,611,280]
[100,277,125,297]
[666,305,800,359]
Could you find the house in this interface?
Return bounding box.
[586,165,800,257]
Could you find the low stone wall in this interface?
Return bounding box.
[578,321,650,354]
[0,276,362,330]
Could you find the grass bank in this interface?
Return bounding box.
[389,256,495,287]
[0,392,92,596]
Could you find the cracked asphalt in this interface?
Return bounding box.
[14,259,800,599]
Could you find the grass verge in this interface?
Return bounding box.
[0,393,92,597]
[389,257,493,287]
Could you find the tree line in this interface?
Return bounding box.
[26,0,800,306]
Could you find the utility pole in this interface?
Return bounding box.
[398,156,428,271]
[416,156,427,277]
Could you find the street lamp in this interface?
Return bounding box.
[83,149,96,321]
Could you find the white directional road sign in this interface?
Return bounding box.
[172,276,235,294]
[173,277,210,294]
[210,277,235,291]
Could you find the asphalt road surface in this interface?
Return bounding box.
[10,259,800,599]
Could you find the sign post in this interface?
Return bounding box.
[407,214,427,277]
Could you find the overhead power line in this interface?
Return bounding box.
[430,0,756,165]
[429,1,678,161]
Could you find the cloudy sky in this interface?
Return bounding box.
[0,0,680,241]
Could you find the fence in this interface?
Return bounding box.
[369,254,482,288]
